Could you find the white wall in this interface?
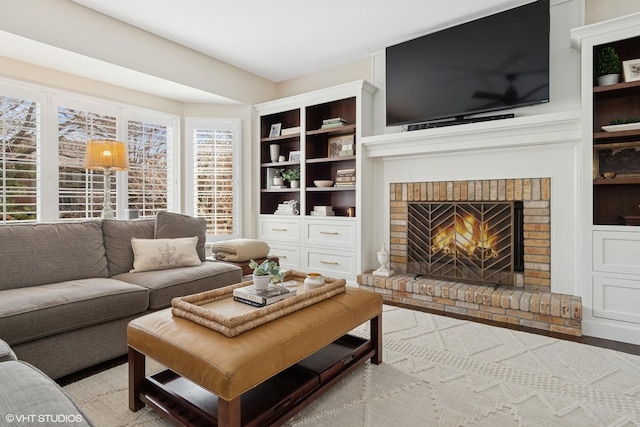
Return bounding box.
[585,0,640,24]
[276,58,372,99]
[370,0,583,135]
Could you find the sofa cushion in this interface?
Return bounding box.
[0,221,108,291]
[0,361,92,426]
[102,218,155,276]
[155,211,207,261]
[114,261,242,309]
[130,236,201,272]
[0,278,149,345]
[0,339,17,362]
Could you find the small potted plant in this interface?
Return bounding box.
[249,259,284,290]
[595,46,621,86]
[281,168,301,188]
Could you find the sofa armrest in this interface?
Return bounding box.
[0,339,17,362]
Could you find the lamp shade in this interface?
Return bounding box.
[83,139,129,171]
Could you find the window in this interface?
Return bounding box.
[0,95,39,223]
[0,79,180,223]
[186,119,241,239]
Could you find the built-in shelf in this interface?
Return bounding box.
[306,124,356,136]
[306,156,356,164]
[593,177,640,185]
[593,79,640,94]
[306,186,354,192]
[594,129,640,143]
[260,188,301,193]
[260,134,301,143]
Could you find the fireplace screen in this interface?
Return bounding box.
[407,202,523,286]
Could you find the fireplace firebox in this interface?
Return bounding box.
[407,202,524,286]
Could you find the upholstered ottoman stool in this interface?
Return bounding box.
[128,285,382,426]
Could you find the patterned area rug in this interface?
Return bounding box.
[64,305,640,426]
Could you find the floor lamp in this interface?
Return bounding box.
[83,139,129,218]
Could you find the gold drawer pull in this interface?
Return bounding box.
[271,228,287,231]
[271,254,287,259]
[320,260,339,265]
[320,231,339,235]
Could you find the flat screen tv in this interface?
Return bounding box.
[386,0,550,128]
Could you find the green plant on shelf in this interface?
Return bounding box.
[609,118,640,125]
[595,46,621,78]
[280,168,300,182]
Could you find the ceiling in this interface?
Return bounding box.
[69,0,533,83]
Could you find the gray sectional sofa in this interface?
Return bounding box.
[0,212,242,379]
[0,338,93,425]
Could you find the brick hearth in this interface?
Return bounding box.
[357,178,582,336]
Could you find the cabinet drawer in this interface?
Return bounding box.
[259,217,301,243]
[593,230,640,275]
[267,244,300,271]
[593,276,640,324]
[305,220,355,249]
[305,249,355,278]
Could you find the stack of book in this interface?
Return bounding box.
[310,205,335,216]
[233,284,297,307]
[320,117,347,129]
[280,126,301,136]
[335,168,356,187]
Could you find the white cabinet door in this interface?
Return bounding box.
[593,230,640,276]
[593,275,640,324]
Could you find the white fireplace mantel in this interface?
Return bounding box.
[361,110,583,159]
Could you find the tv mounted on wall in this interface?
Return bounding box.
[385,0,550,129]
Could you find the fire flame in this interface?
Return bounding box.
[431,214,499,258]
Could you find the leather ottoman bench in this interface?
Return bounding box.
[127,286,382,427]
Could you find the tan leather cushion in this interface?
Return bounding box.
[127,287,382,400]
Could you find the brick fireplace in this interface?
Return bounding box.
[358,177,582,336]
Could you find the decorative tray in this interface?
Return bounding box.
[171,270,346,337]
[601,123,640,132]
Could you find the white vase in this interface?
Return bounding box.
[273,177,283,186]
[290,180,299,188]
[304,273,324,290]
[253,274,270,290]
[270,144,280,163]
[597,74,620,86]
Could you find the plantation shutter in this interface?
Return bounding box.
[194,127,235,235]
[0,96,38,223]
[127,119,171,217]
[58,107,117,219]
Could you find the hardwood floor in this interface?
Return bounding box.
[57,303,640,387]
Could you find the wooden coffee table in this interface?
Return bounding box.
[128,284,382,427]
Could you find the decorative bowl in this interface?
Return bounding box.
[314,180,334,187]
[602,172,616,179]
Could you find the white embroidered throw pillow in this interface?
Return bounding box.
[130,236,201,273]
